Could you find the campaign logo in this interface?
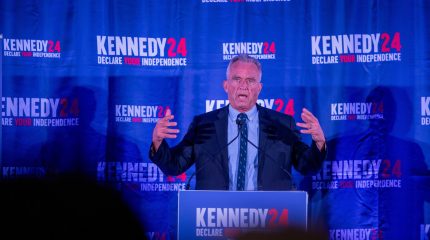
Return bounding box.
[206,98,295,116]
[1,97,79,127]
[2,166,46,179]
[311,32,402,64]
[196,207,288,238]
[146,232,168,240]
[330,228,383,240]
[312,159,402,190]
[3,37,61,59]
[96,35,187,67]
[97,162,186,192]
[331,101,384,121]
[222,42,276,61]
[115,104,170,124]
[420,224,430,240]
[421,97,430,126]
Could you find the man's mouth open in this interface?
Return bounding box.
[237,94,248,100]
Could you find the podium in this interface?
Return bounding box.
[177,190,308,239]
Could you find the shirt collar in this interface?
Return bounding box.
[228,104,258,123]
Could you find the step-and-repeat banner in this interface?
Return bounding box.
[1,0,430,239]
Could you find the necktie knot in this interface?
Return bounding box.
[237,113,248,120]
[237,113,248,126]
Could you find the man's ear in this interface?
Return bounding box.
[223,80,228,93]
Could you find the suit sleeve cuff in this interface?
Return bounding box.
[149,140,168,161]
[312,141,327,160]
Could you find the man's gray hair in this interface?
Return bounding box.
[226,54,262,80]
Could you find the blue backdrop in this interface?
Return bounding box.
[1,0,430,239]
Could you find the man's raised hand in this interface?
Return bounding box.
[152,108,180,151]
[296,108,326,151]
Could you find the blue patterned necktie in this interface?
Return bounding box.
[236,113,248,191]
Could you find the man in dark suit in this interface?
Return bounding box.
[150,54,326,190]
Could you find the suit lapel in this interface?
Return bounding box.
[214,106,229,183]
[257,105,269,153]
[257,105,269,187]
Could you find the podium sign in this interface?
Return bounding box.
[178,190,308,240]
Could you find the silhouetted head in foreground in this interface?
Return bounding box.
[0,175,146,239]
[237,226,328,240]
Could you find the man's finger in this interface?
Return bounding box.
[164,114,174,121]
[302,108,318,122]
[302,108,312,115]
[158,126,180,134]
[165,121,178,127]
[296,122,310,129]
[158,114,174,125]
[158,121,177,127]
[300,129,312,134]
[164,128,180,134]
[165,108,172,117]
[301,112,314,123]
[161,133,178,139]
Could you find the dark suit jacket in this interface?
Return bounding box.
[150,105,326,190]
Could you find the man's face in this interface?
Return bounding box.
[223,61,262,112]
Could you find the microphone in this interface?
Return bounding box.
[236,116,297,190]
[236,117,246,127]
[186,115,297,191]
[242,132,297,190]
[185,119,241,190]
